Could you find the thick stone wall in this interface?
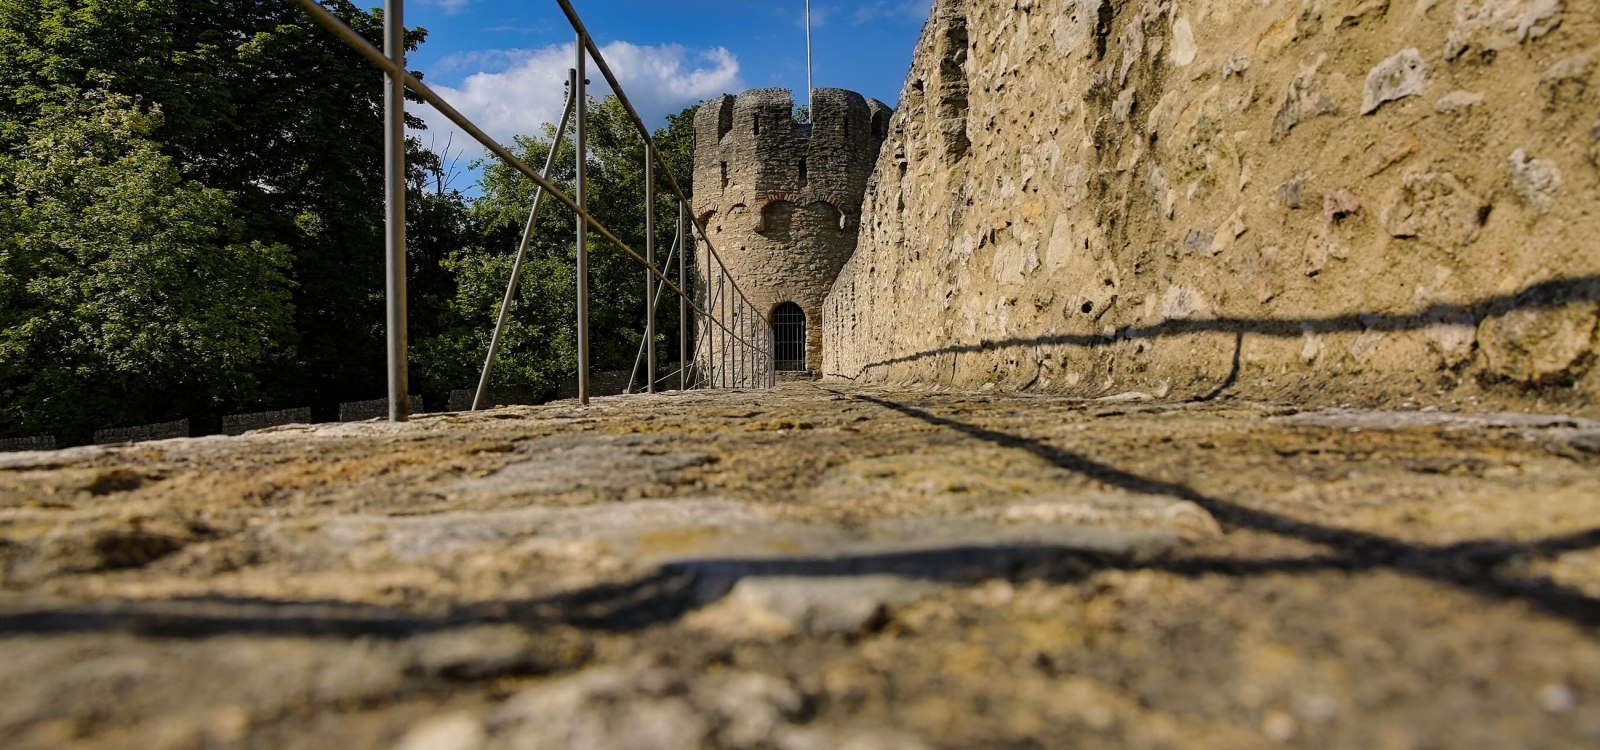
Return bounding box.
[825,0,1600,412]
[694,88,891,373]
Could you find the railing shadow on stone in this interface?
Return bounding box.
[2,518,1596,639]
[3,393,1597,636]
[832,275,1600,384]
[833,391,1600,629]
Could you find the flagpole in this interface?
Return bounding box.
[805,0,813,121]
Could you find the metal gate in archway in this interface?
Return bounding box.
[772,302,807,372]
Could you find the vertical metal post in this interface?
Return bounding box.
[624,235,678,394]
[720,275,728,388]
[574,34,590,405]
[805,0,814,121]
[710,238,716,385]
[645,144,656,394]
[678,202,686,392]
[383,0,409,422]
[474,69,576,411]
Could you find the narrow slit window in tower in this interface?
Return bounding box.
[799,158,807,184]
[753,115,760,136]
[844,117,850,139]
[720,161,729,190]
[772,302,807,372]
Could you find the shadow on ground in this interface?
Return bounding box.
[4,390,1597,638]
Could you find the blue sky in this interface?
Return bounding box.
[399,0,932,169]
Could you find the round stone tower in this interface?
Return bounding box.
[694,87,891,375]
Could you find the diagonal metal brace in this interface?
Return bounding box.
[471,69,577,411]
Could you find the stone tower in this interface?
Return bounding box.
[693,87,891,374]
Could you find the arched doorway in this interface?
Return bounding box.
[772,302,807,372]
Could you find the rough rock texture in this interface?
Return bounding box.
[693,88,891,374]
[824,0,1600,414]
[3,384,1600,748]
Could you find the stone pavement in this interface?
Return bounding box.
[1,383,1598,748]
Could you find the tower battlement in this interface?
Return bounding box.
[692,88,891,374]
[694,88,891,221]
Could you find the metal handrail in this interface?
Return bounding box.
[292,0,752,344]
[291,0,775,408]
[553,0,770,331]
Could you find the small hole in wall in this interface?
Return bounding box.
[1081,301,1094,314]
[720,162,729,190]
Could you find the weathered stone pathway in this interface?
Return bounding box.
[1,383,1597,748]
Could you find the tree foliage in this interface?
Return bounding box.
[0,0,702,441]
[417,97,699,399]
[0,88,294,441]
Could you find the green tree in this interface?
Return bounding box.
[0,0,473,433]
[0,89,294,442]
[0,0,455,408]
[415,97,699,400]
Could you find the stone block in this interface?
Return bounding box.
[1361,48,1428,115]
[1434,90,1484,114]
[1507,149,1561,212]
[1445,0,1564,61]
[1382,171,1484,245]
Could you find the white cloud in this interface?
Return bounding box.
[414,41,743,157]
[419,0,473,15]
[801,4,834,29]
[852,0,933,25]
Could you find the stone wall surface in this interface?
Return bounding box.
[695,88,891,373]
[825,0,1600,412]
